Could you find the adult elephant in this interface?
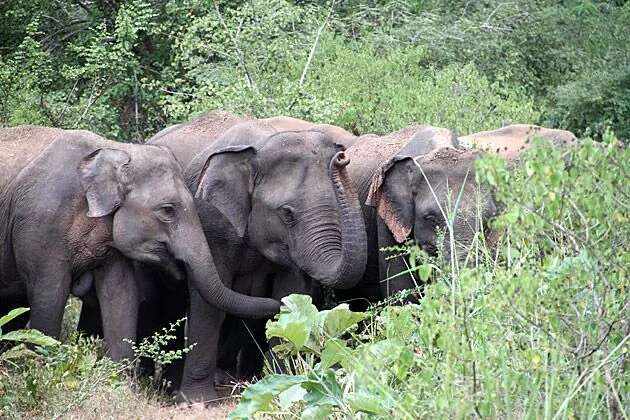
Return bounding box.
[338,124,498,308]
[0,126,279,361]
[458,124,577,159]
[140,111,367,403]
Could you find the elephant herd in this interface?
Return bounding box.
[0,112,576,404]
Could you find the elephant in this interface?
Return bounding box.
[337,124,498,308]
[0,126,280,362]
[81,111,367,403]
[458,124,577,160]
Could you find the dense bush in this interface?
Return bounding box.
[1,1,629,140]
[231,136,629,418]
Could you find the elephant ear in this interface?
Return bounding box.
[196,145,256,238]
[366,126,458,243]
[366,156,415,243]
[78,148,131,218]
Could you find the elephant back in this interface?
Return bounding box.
[0,126,104,191]
[345,125,427,204]
[262,116,358,149]
[148,110,247,168]
[459,124,577,160]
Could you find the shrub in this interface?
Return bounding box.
[230,135,629,418]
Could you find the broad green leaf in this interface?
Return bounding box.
[229,374,307,420]
[301,404,333,420]
[302,370,343,407]
[277,383,307,410]
[320,338,349,369]
[267,294,321,351]
[1,329,60,347]
[0,343,38,361]
[347,391,388,415]
[321,304,365,338]
[266,314,310,351]
[280,294,319,321]
[0,307,29,328]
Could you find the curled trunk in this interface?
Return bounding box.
[313,152,367,290]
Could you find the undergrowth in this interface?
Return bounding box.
[231,135,629,419]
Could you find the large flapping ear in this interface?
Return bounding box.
[366,126,460,243]
[366,156,415,243]
[78,148,131,218]
[195,145,256,238]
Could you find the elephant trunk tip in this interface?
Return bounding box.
[332,151,350,168]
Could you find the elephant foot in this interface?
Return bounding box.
[174,386,219,407]
[214,368,236,386]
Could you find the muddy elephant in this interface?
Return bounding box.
[0,126,279,361]
[458,124,577,160]
[126,111,367,402]
[337,125,498,308]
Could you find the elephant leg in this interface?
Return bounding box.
[94,254,138,362]
[377,218,420,300]
[77,293,103,338]
[26,265,72,339]
[236,319,268,379]
[178,288,225,404]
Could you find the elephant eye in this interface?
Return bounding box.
[424,212,439,223]
[278,205,296,225]
[155,204,176,222]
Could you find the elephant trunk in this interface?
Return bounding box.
[177,213,280,318]
[312,152,367,289]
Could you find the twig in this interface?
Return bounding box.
[299,0,336,87]
[213,0,256,91]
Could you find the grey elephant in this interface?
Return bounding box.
[0,126,279,361]
[459,124,577,160]
[336,124,498,307]
[127,111,367,403]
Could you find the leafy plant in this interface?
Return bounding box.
[231,136,629,418]
[0,308,59,363]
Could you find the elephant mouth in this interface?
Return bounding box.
[142,241,186,282]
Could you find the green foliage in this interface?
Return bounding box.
[232,138,629,418]
[125,317,195,388]
[0,329,121,419]
[2,1,628,140]
[0,308,59,363]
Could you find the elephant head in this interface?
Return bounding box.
[196,129,367,289]
[77,145,280,318]
[367,127,497,260]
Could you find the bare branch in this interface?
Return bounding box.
[213,0,256,91]
[299,0,336,87]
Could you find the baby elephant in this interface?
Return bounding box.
[0,126,279,360]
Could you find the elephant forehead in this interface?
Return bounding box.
[128,147,182,176]
[259,139,337,167]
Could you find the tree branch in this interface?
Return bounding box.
[299,0,336,87]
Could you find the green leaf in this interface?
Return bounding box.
[266,294,321,351]
[302,370,343,407]
[321,304,365,338]
[0,343,39,361]
[0,307,29,328]
[229,374,307,420]
[320,338,349,369]
[347,391,388,415]
[266,314,310,351]
[301,404,333,420]
[277,383,307,410]
[1,329,60,347]
[417,263,433,282]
